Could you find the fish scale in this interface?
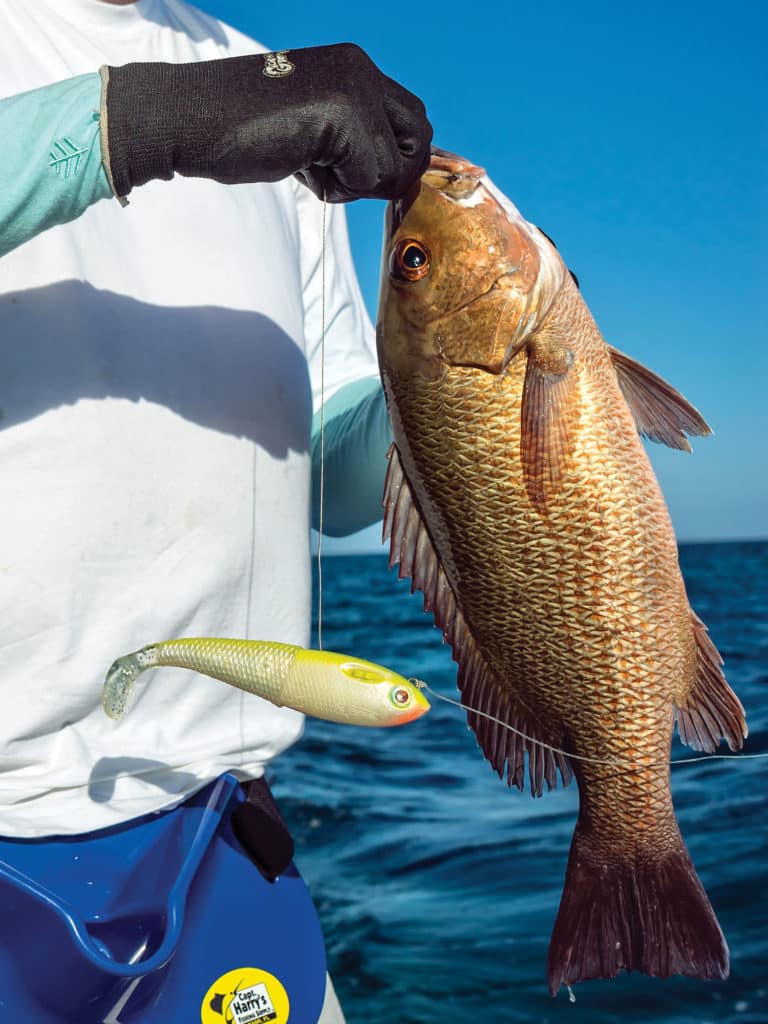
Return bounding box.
[386,353,682,850]
[153,637,297,701]
[376,149,746,992]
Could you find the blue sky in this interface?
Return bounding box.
[205,0,766,546]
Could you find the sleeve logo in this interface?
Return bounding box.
[49,137,87,178]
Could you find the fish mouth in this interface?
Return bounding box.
[390,696,431,726]
[390,148,486,234]
[426,146,486,190]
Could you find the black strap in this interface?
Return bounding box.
[231,777,295,882]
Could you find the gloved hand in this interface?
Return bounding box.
[102,43,432,202]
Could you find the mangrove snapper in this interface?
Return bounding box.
[376,148,747,993]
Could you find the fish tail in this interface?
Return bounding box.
[102,645,159,719]
[547,822,728,995]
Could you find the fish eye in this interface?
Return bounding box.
[390,239,430,282]
[389,685,413,708]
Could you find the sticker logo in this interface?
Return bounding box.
[262,51,295,78]
[201,967,290,1024]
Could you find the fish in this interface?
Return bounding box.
[102,638,430,727]
[376,148,747,994]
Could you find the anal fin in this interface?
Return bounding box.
[458,650,572,795]
[675,610,747,752]
[383,445,573,795]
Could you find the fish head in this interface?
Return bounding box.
[377,147,567,380]
[299,651,432,727]
[345,663,431,726]
[339,659,431,726]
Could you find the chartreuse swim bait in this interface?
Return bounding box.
[103,638,430,727]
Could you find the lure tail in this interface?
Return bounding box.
[102,646,159,719]
[547,821,728,995]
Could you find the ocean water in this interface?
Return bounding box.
[271,541,768,1024]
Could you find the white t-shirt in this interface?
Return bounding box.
[0,0,378,836]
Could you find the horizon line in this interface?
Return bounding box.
[313,535,768,557]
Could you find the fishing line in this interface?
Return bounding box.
[316,192,328,651]
[414,680,766,771]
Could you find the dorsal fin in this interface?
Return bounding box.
[609,346,712,451]
[383,445,573,795]
[675,610,747,752]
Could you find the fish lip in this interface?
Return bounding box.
[387,702,430,726]
[390,149,484,235]
[426,147,486,187]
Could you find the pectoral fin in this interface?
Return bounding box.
[609,346,712,450]
[383,445,573,795]
[520,339,580,513]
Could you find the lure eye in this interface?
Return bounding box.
[390,239,430,282]
[389,685,413,708]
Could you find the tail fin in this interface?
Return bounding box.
[547,823,728,995]
[102,646,158,719]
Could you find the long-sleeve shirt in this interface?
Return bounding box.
[0,0,390,837]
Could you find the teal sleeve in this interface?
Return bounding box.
[311,377,392,537]
[0,73,112,258]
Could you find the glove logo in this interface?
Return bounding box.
[262,51,295,78]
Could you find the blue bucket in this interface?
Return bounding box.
[0,774,327,1022]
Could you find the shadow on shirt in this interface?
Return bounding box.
[0,280,312,459]
[88,757,203,803]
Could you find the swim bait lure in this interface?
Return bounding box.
[103,638,430,727]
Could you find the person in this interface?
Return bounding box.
[0,1,432,1020]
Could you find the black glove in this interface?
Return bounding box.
[102,43,432,202]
